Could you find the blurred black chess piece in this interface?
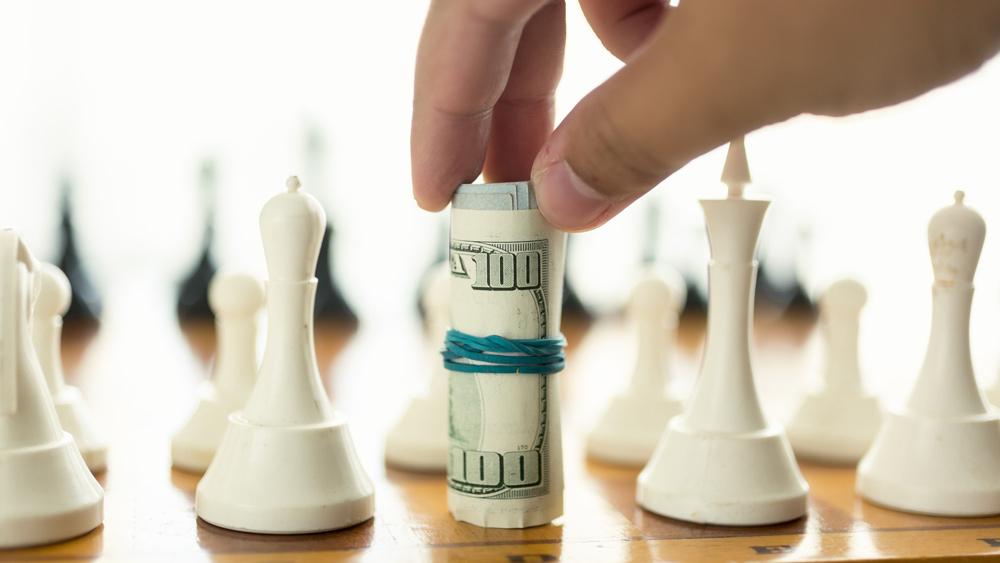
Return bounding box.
[305,125,357,324]
[755,260,813,317]
[561,236,592,321]
[56,180,101,324]
[755,224,814,317]
[313,224,357,323]
[176,161,218,320]
[681,278,708,314]
[642,200,705,314]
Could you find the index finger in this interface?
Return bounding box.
[410,0,549,211]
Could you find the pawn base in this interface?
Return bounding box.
[196,413,375,534]
[637,419,808,526]
[857,410,1000,516]
[384,395,447,472]
[787,390,880,464]
[587,394,683,466]
[171,389,236,473]
[0,433,104,548]
[53,386,108,473]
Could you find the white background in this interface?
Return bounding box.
[1,0,999,403]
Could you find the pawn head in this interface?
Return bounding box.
[209,272,265,317]
[627,267,687,318]
[34,263,72,319]
[820,278,867,316]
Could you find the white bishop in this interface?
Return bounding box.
[857,191,1000,516]
[196,177,374,533]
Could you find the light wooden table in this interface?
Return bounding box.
[4,296,1000,562]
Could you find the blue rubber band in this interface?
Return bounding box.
[442,329,566,375]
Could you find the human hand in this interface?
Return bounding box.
[411,0,1000,231]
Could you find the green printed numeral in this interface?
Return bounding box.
[449,448,542,488]
[470,251,541,291]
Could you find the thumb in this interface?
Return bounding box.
[530,15,793,231]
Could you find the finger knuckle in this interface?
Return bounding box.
[583,96,666,191]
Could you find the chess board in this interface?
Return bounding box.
[3,301,1000,563]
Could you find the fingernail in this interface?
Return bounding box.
[531,160,610,231]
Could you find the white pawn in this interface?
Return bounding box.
[385,262,449,471]
[172,272,264,473]
[32,263,108,473]
[637,138,808,526]
[858,191,1000,516]
[586,267,686,466]
[787,279,880,464]
[0,231,103,548]
[196,176,374,534]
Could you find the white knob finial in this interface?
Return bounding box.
[286,176,302,193]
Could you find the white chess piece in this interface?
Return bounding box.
[586,267,686,466]
[787,279,880,464]
[385,262,449,471]
[196,177,375,533]
[0,231,103,548]
[990,365,1000,408]
[32,263,108,473]
[987,328,1000,407]
[637,138,808,526]
[172,272,264,473]
[857,191,1000,516]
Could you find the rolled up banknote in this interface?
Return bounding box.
[447,182,567,528]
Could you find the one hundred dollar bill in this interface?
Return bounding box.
[447,182,567,528]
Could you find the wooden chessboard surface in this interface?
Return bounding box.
[4,289,1000,563]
